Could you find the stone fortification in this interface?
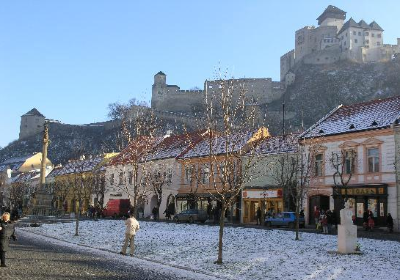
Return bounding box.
[280,5,400,84]
[151,71,284,115]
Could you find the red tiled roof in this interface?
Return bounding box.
[108,136,163,165]
[301,96,400,139]
[146,131,206,161]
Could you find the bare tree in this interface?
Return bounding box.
[330,149,357,205]
[92,171,106,209]
[196,72,267,264]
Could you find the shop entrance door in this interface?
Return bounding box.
[309,195,330,224]
[250,201,259,223]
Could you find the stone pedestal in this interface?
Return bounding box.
[337,202,358,254]
[338,224,357,253]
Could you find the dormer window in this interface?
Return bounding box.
[371,121,378,126]
[318,129,324,134]
[349,124,355,129]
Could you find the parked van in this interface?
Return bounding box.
[103,199,130,217]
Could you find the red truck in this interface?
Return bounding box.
[102,199,130,217]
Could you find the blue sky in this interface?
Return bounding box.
[1,1,399,147]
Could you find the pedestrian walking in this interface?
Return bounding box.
[321,214,328,234]
[363,210,369,230]
[163,208,171,220]
[120,213,140,256]
[326,210,333,233]
[256,207,262,225]
[314,207,320,227]
[387,213,394,233]
[368,210,375,231]
[0,212,17,267]
[152,207,159,221]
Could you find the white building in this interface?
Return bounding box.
[300,96,400,231]
[105,132,202,219]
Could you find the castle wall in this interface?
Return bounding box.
[295,25,338,65]
[207,78,283,105]
[320,17,344,31]
[303,46,341,64]
[19,114,45,139]
[280,50,295,81]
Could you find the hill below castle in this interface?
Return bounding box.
[266,59,400,134]
[1,59,400,164]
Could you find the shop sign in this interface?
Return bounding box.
[242,190,280,199]
[110,193,122,197]
[340,188,377,196]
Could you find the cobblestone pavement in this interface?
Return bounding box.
[0,231,211,280]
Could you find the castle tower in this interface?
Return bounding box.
[151,71,167,109]
[19,108,46,139]
[316,5,346,31]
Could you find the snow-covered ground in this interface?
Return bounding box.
[22,220,400,280]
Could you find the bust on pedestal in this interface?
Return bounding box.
[338,200,358,254]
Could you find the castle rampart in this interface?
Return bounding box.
[151,71,284,115]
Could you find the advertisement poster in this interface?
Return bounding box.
[368,199,378,217]
[380,203,385,217]
[357,203,364,218]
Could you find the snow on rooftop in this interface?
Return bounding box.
[302,96,400,138]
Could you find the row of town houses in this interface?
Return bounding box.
[1,96,400,230]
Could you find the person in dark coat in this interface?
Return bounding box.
[363,210,369,230]
[256,207,262,225]
[387,213,394,233]
[0,212,17,267]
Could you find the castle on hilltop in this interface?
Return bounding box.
[151,71,284,116]
[280,5,400,84]
[18,6,400,141]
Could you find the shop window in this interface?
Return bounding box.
[314,154,324,176]
[367,148,379,173]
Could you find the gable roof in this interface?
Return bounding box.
[338,18,362,35]
[0,154,33,172]
[146,131,206,161]
[179,128,269,159]
[338,18,384,35]
[22,108,45,118]
[48,156,103,177]
[253,134,299,155]
[301,96,400,139]
[369,21,384,31]
[317,5,346,25]
[358,20,370,29]
[108,136,163,166]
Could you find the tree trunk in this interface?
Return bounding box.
[295,197,300,241]
[75,200,81,236]
[215,203,226,265]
